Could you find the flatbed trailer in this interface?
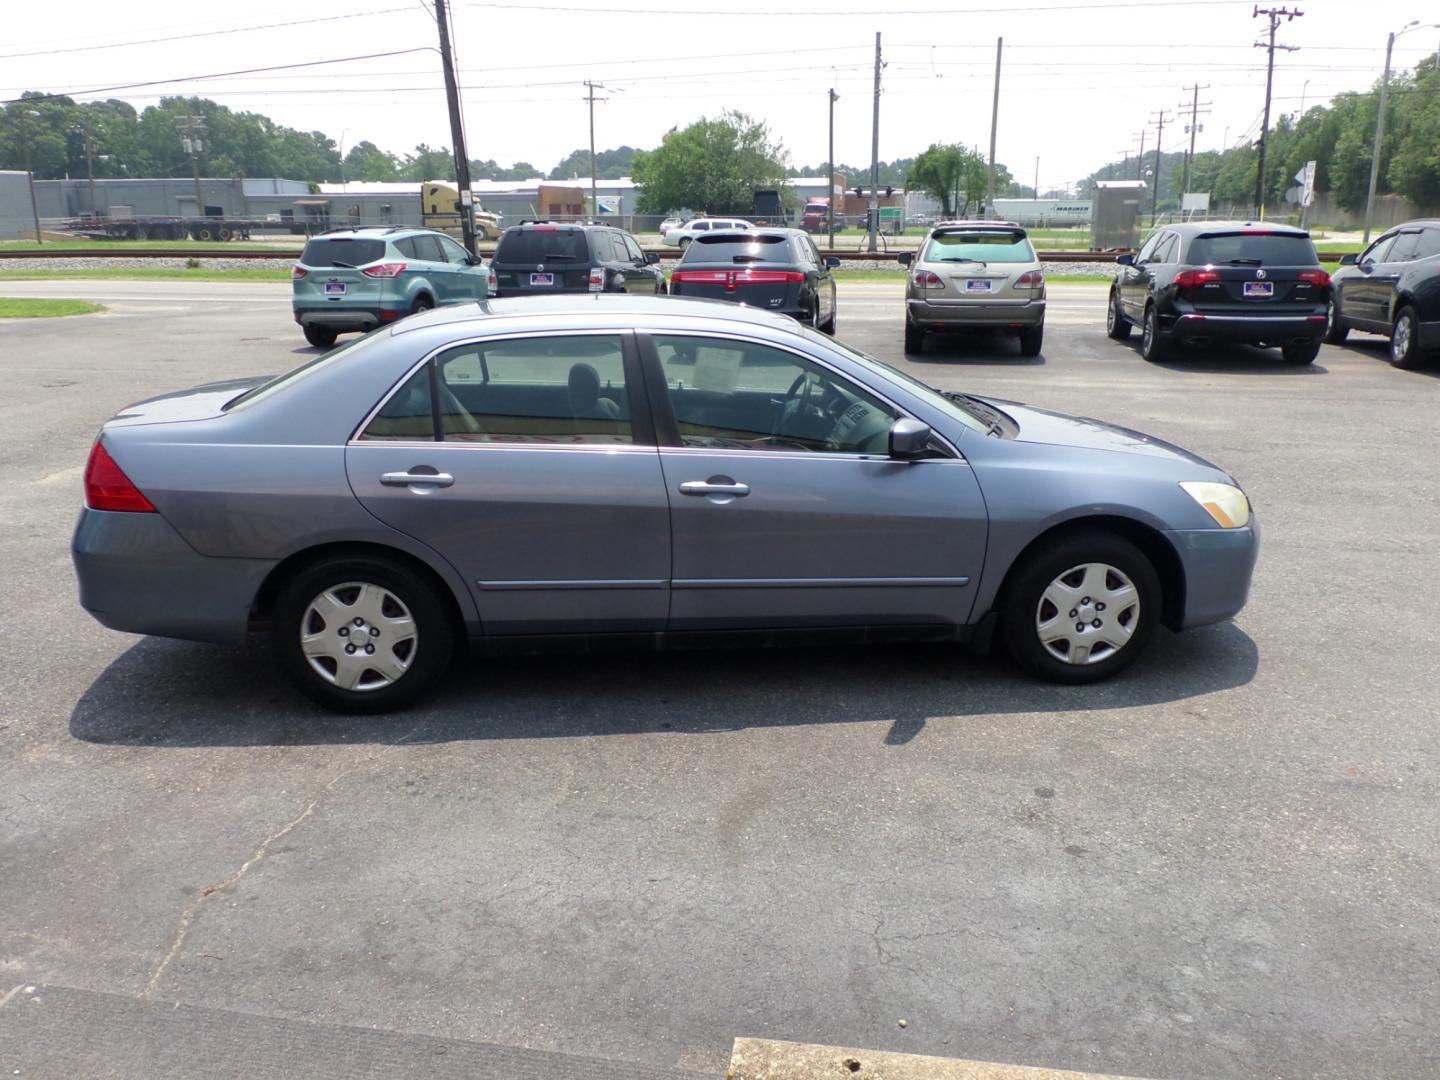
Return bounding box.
[56,216,291,241]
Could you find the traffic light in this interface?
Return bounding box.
[884,186,894,197]
[852,186,864,197]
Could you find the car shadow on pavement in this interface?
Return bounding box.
[69,623,1258,748]
[906,334,1045,365]
[1144,344,1330,375]
[1337,338,1440,378]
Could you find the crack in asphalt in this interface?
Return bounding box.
[142,726,424,999]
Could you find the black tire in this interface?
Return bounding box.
[1322,296,1349,345]
[820,312,836,336]
[411,294,434,315]
[999,530,1161,685]
[272,555,455,714]
[1281,340,1321,365]
[303,324,338,349]
[1018,321,1044,357]
[1106,288,1132,340]
[217,226,233,241]
[678,237,691,249]
[194,225,215,242]
[1140,304,1169,362]
[904,318,924,354]
[1390,306,1425,370]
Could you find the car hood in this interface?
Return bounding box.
[108,376,272,427]
[977,396,1222,470]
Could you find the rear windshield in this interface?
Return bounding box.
[1187,232,1317,266]
[495,229,590,263]
[923,230,1035,264]
[301,237,386,267]
[685,235,790,262]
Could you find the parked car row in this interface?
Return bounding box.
[293,221,843,346]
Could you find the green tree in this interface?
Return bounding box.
[631,112,789,215]
[345,141,402,181]
[400,144,456,182]
[549,146,639,181]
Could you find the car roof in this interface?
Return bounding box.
[312,226,434,237]
[931,220,1022,230]
[1161,220,1311,237]
[389,294,803,337]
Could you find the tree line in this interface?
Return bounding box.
[1083,51,1440,213]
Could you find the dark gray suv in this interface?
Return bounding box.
[491,222,664,297]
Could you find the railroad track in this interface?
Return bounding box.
[0,247,1137,263]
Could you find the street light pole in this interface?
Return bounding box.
[21,110,43,245]
[827,87,838,249]
[867,32,882,253]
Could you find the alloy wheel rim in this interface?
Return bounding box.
[1393,316,1411,361]
[1107,295,1118,332]
[1326,299,1336,334]
[300,581,418,692]
[1143,311,1154,352]
[1035,562,1139,666]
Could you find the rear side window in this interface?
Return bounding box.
[410,235,445,262]
[1187,233,1318,266]
[302,238,386,267]
[1417,228,1440,260]
[923,230,1035,264]
[495,229,589,263]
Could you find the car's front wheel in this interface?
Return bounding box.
[303,324,337,349]
[1106,289,1132,340]
[273,555,455,713]
[999,531,1160,684]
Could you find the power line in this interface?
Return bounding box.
[469,0,1253,13]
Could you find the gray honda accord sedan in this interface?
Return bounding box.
[74,296,1257,713]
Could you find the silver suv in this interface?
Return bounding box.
[899,222,1046,356]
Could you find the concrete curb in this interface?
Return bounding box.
[726,1038,1161,1080]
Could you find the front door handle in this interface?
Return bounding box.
[679,480,750,497]
[381,470,454,489]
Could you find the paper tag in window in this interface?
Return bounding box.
[691,347,742,393]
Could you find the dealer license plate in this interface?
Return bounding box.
[530,273,555,286]
[324,281,346,295]
[963,279,993,293]
[1243,281,1274,298]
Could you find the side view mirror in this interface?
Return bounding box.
[466,255,483,266]
[888,418,933,460]
[897,251,913,267]
[1115,253,1134,266]
[645,253,660,264]
[825,256,841,269]
[1339,253,1358,266]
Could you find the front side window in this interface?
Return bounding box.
[1135,232,1162,264]
[622,234,645,262]
[1361,235,1396,264]
[652,335,897,455]
[1152,234,1179,264]
[360,335,633,445]
[438,236,470,264]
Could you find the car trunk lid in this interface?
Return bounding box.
[105,377,271,428]
[670,261,804,310]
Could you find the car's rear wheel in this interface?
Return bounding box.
[1390,306,1425,370]
[1140,304,1169,362]
[1282,341,1321,365]
[1106,289,1132,340]
[904,318,924,354]
[303,324,337,349]
[273,555,455,713]
[999,531,1161,684]
[1323,296,1349,345]
[679,237,691,249]
[1018,321,1044,357]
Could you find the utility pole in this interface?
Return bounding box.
[1135,129,1146,181]
[827,87,838,248]
[985,36,1003,216]
[177,115,206,221]
[584,80,608,222]
[73,117,100,217]
[1179,84,1211,195]
[1033,156,1039,199]
[1253,6,1303,221]
[1115,150,1131,183]
[434,0,476,254]
[1363,29,1399,244]
[20,110,43,245]
[1149,110,1168,226]
[867,31,882,253]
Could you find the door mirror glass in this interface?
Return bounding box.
[466,254,482,266]
[888,418,932,460]
[824,256,841,269]
[1115,253,1134,266]
[897,251,913,267]
[646,252,660,264]
[1339,253,1357,266]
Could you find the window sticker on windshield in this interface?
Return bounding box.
[690,347,743,393]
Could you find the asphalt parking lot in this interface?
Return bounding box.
[2,279,1438,1079]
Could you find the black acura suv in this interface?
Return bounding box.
[1106,221,1331,365]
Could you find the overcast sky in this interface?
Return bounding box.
[5,0,1438,190]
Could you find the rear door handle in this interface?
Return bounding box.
[679,480,750,497]
[381,470,454,489]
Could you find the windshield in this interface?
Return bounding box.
[495,229,589,263]
[223,330,388,412]
[923,230,1035,264]
[301,237,386,267]
[1188,232,1317,266]
[820,336,991,434]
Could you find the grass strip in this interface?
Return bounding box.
[0,298,104,318]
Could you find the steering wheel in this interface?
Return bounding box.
[773,371,824,442]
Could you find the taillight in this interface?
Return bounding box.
[1299,269,1331,288]
[1175,268,1222,290]
[733,270,805,285]
[84,441,156,513]
[486,264,497,295]
[1015,270,1045,288]
[291,266,308,279]
[913,270,943,289]
[588,267,606,291]
[670,270,729,284]
[361,262,407,278]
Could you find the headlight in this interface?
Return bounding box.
[1180,481,1251,529]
